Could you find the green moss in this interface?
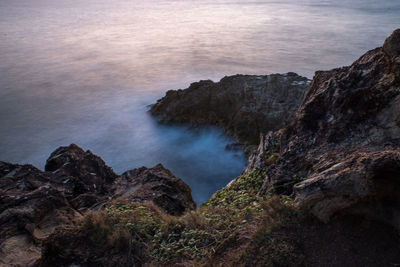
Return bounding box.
[203,168,266,208]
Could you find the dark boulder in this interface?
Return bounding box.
[151,73,310,144]
[45,144,117,197]
[114,163,196,216]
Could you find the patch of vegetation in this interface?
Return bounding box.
[203,168,265,207]
[76,169,305,266]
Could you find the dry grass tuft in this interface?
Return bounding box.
[70,168,305,266]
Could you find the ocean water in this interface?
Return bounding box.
[0,0,399,203]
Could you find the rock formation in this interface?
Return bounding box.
[114,164,196,216]
[0,162,81,266]
[151,73,310,144]
[243,130,282,173]
[1,28,399,267]
[0,144,195,266]
[254,29,400,229]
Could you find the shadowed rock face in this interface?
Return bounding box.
[257,29,400,228]
[151,73,310,144]
[0,144,195,266]
[0,162,81,266]
[45,144,117,196]
[115,164,196,215]
[243,130,282,174]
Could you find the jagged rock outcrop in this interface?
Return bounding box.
[45,144,117,197]
[0,162,81,266]
[115,164,196,216]
[258,29,400,229]
[42,144,118,212]
[0,144,195,266]
[151,73,310,144]
[243,131,282,173]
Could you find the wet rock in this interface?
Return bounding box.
[259,29,400,229]
[151,73,310,144]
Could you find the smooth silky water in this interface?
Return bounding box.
[0,0,399,203]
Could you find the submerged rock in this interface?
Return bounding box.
[151,73,310,144]
[258,29,400,229]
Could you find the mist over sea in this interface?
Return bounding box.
[0,0,399,203]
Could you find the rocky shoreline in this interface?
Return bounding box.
[152,28,400,231]
[1,29,399,266]
[0,144,195,265]
[150,72,310,145]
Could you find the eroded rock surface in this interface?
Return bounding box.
[151,73,310,144]
[45,144,117,197]
[0,161,81,266]
[258,29,400,228]
[243,131,282,174]
[0,144,195,266]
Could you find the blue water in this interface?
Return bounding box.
[0,0,399,203]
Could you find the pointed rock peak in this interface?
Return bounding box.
[45,144,86,172]
[383,28,400,60]
[45,143,117,186]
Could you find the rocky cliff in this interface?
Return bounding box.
[247,29,400,230]
[1,30,400,267]
[151,73,310,144]
[0,145,195,266]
